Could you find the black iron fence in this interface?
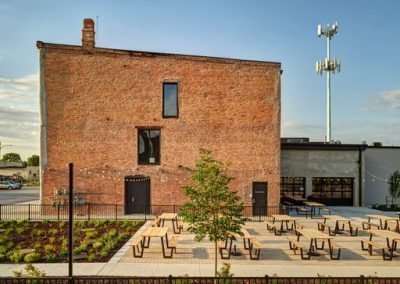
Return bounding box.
[0,204,286,221]
[1,276,400,284]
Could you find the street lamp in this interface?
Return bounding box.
[316,22,341,143]
[0,141,12,160]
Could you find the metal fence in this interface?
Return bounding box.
[1,276,400,284]
[0,204,286,221]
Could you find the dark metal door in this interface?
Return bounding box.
[125,175,150,214]
[252,182,267,216]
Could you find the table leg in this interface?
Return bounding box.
[143,236,151,248]
[161,236,173,258]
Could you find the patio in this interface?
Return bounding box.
[118,206,400,275]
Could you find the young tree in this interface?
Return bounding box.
[180,149,246,276]
[1,152,22,163]
[27,155,40,166]
[388,170,400,206]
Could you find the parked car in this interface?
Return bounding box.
[0,181,20,190]
[8,180,23,189]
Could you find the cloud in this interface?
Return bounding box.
[0,74,38,100]
[0,106,39,140]
[369,88,400,112]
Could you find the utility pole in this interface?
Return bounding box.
[316,22,341,143]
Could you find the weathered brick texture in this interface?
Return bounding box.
[38,42,281,208]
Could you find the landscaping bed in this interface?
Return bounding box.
[0,219,144,263]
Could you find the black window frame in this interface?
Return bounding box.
[162,82,179,118]
[137,128,161,165]
[311,177,354,199]
[280,177,306,198]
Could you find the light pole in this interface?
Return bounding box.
[316,22,341,143]
[0,141,12,160]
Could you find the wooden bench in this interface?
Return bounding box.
[264,221,280,235]
[167,235,178,253]
[362,221,381,230]
[359,239,392,260]
[329,241,341,260]
[317,222,336,236]
[286,237,310,260]
[320,208,332,215]
[218,240,232,259]
[282,201,294,211]
[349,223,360,236]
[249,238,262,260]
[296,207,311,218]
[150,218,161,227]
[131,236,144,258]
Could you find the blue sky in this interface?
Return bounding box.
[0,0,399,160]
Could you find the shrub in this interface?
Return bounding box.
[85,230,98,239]
[48,228,58,235]
[13,264,46,277]
[6,241,14,249]
[24,252,41,263]
[0,245,7,255]
[33,243,41,250]
[44,254,56,261]
[92,241,102,250]
[8,250,23,263]
[87,253,96,262]
[49,237,56,244]
[15,227,26,234]
[0,253,5,261]
[44,244,56,254]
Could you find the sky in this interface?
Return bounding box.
[0,0,399,160]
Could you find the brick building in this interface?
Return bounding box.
[37,19,281,213]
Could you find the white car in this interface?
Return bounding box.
[0,181,20,190]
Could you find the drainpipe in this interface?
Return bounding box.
[358,145,364,207]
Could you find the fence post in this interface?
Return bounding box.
[360,275,365,284]
[87,203,91,221]
[265,274,268,284]
[57,204,60,220]
[28,204,31,221]
[168,274,173,284]
[0,204,2,221]
[115,204,118,220]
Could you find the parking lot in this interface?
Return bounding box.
[0,186,39,204]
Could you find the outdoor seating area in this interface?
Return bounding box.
[121,208,400,267]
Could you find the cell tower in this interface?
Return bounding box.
[316,22,341,143]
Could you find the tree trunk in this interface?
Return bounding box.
[214,240,218,277]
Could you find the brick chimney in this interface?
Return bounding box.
[82,18,95,49]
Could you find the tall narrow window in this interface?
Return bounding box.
[163,83,178,118]
[138,129,160,165]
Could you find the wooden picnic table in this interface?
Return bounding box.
[142,226,174,258]
[366,214,399,230]
[295,228,336,259]
[303,202,325,218]
[366,229,400,258]
[323,215,352,234]
[159,212,181,233]
[272,214,296,233]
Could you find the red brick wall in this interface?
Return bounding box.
[41,46,281,207]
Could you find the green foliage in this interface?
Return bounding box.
[48,237,56,244]
[0,253,5,261]
[6,241,14,249]
[1,152,22,162]
[92,241,103,250]
[85,230,98,239]
[217,263,234,277]
[48,228,58,235]
[44,244,56,254]
[33,243,41,250]
[27,155,39,166]
[13,263,46,277]
[87,253,96,262]
[388,170,400,205]
[24,252,41,263]
[0,245,7,255]
[8,250,23,263]
[179,149,246,276]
